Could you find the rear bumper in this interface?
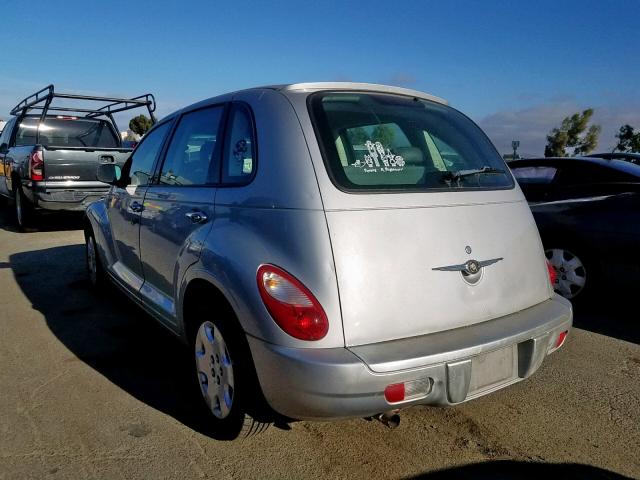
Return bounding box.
[32,188,109,211]
[249,295,572,420]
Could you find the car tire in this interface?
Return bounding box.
[13,184,35,231]
[545,247,593,301]
[86,229,106,288]
[191,314,270,440]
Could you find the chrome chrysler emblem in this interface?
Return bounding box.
[432,257,503,274]
[466,260,480,274]
[432,257,503,285]
[465,245,472,255]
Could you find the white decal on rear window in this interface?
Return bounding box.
[351,141,405,173]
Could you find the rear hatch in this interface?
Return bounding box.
[325,198,551,346]
[306,90,552,347]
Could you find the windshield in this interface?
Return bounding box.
[309,92,513,191]
[15,117,119,148]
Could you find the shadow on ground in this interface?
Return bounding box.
[9,243,221,439]
[0,200,84,233]
[8,243,638,445]
[406,460,631,479]
[571,287,639,344]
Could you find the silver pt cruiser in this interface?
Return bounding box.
[85,82,572,438]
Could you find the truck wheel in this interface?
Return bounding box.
[86,230,106,288]
[192,316,270,440]
[13,185,34,231]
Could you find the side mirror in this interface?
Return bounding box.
[0,143,8,154]
[96,163,122,185]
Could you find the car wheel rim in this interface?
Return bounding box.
[87,237,97,285]
[15,191,22,226]
[545,248,586,299]
[195,321,235,420]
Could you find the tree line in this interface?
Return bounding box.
[544,109,640,156]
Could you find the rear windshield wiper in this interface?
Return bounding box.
[442,166,506,182]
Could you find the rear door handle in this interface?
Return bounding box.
[185,211,208,224]
[130,201,144,213]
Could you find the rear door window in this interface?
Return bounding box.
[309,92,513,191]
[159,106,224,186]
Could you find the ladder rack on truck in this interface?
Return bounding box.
[10,84,156,138]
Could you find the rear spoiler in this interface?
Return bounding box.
[10,84,156,139]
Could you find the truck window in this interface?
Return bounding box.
[15,117,119,148]
[0,118,15,146]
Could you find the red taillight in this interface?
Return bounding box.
[546,260,557,287]
[257,265,329,341]
[555,330,568,348]
[384,383,405,403]
[29,149,44,181]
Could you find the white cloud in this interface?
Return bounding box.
[477,100,640,157]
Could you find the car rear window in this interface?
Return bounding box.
[511,166,558,184]
[15,117,119,148]
[309,92,513,192]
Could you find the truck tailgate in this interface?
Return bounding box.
[42,147,131,183]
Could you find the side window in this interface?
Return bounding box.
[222,104,256,184]
[557,164,632,185]
[14,118,38,146]
[160,106,224,186]
[0,119,15,146]
[125,121,172,187]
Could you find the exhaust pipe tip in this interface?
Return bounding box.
[376,411,400,429]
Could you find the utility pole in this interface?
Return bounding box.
[512,140,520,160]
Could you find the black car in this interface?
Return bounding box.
[509,157,640,300]
[586,152,640,165]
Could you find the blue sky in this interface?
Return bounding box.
[1,0,639,155]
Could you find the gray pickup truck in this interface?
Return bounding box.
[0,85,155,229]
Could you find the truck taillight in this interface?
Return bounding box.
[29,149,44,181]
[257,264,329,341]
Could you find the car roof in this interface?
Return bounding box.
[509,156,640,177]
[166,82,448,120]
[273,82,448,105]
